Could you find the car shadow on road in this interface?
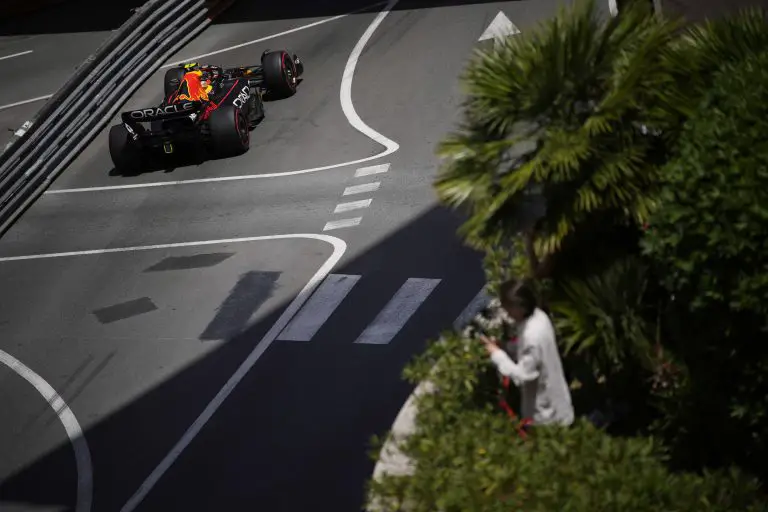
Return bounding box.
[0,203,492,512]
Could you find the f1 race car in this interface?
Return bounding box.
[108,49,303,173]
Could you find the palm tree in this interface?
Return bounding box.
[434,0,683,276]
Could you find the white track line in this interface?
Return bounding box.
[0,94,52,112]
[65,233,346,512]
[355,163,389,177]
[0,50,33,61]
[452,287,491,330]
[1,4,384,114]
[354,278,441,345]
[323,216,363,231]
[277,273,361,341]
[0,233,335,262]
[334,198,372,213]
[343,182,380,195]
[164,1,387,67]
[46,0,401,194]
[0,349,93,512]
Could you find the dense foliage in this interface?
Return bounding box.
[434,0,677,262]
[367,1,768,510]
[641,50,768,478]
[368,334,767,511]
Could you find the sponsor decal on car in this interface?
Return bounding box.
[128,102,195,120]
[232,85,251,109]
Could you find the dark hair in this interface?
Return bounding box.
[499,278,537,318]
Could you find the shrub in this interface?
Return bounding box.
[641,50,768,479]
[368,335,767,511]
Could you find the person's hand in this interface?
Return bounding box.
[479,334,501,356]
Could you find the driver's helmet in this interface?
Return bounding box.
[182,62,201,71]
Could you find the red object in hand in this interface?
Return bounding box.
[498,357,532,439]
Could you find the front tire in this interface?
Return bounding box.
[208,105,249,158]
[109,124,141,174]
[261,50,297,99]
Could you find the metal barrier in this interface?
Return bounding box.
[0,0,234,236]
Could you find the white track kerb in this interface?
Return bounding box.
[0,350,93,512]
[45,0,401,195]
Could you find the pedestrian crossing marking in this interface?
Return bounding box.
[277,274,362,341]
[354,278,442,345]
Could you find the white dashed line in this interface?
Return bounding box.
[0,50,33,61]
[354,278,442,345]
[343,182,380,196]
[277,273,361,341]
[323,217,363,231]
[354,163,390,177]
[0,349,93,512]
[334,198,372,213]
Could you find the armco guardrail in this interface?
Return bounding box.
[0,0,235,236]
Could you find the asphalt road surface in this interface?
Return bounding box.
[0,1,596,511]
[0,1,144,149]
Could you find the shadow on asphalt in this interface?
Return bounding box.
[0,0,516,36]
[0,203,487,511]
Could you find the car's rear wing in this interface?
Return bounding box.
[121,100,200,124]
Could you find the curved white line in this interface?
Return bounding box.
[163,1,388,67]
[340,0,400,158]
[0,349,93,512]
[46,0,401,195]
[116,233,347,512]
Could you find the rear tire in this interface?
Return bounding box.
[208,105,249,158]
[261,50,297,99]
[109,125,142,174]
[164,67,186,100]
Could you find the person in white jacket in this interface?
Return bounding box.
[480,279,574,427]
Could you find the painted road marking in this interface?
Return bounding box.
[114,234,346,512]
[45,0,401,194]
[0,50,33,61]
[323,217,363,231]
[453,287,492,330]
[354,278,441,345]
[3,3,388,115]
[0,94,52,112]
[334,198,372,213]
[0,349,93,512]
[355,163,390,177]
[478,11,520,44]
[164,1,388,66]
[0,234,341,262]
[277,273,361,341]
[343,182,380,196]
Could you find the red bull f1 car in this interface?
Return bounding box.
[108,49,303,173]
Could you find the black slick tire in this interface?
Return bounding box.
[208,105,249,158]
[109,124,141,174]
[164,67,186,100]
[261,50,297,99]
